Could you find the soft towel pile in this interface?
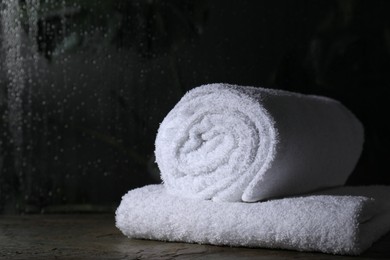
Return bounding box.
[116,83,390,255]
[116,185,390,255]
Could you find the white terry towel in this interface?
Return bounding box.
[155,83,364,202]
[116,185,390,255]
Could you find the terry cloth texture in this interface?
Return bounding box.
[116,185,390,255]
[155,83,364,202]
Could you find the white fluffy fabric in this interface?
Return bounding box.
[116,185,390,255]
[155,83,364,202]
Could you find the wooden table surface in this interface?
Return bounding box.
[1,214,389,259]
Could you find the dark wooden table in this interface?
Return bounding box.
[1,214,389,259]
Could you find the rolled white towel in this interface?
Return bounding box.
[155,83,364,202]
[115,185,390,255]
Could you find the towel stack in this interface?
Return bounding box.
[116,83,390,255]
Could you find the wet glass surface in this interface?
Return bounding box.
[1,0,389,213]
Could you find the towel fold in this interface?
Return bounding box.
[155,84,364,202]
[117,84,383,255]
[116,185,390,255]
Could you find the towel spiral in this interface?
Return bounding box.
[155,83,363,202]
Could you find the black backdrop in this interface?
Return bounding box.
[0,0,389,213]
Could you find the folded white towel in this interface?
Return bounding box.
[116,185,390,255]
[155,84,364,202]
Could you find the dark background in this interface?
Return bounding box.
[0,0,389,214]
